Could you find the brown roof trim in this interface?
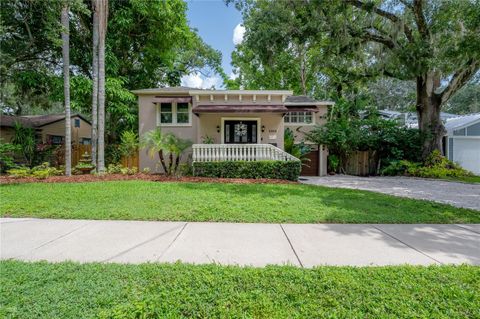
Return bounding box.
[193,105,288,114]
[35,114,91,127]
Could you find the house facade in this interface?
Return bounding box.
[0,113,92,145]
[444,113,480,175]
[133,87,333,176]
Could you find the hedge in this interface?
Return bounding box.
[193,160,302,181]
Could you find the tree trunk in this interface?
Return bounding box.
[97,0,108,172]
[415,74,445,160]
[158,150,168,174]
[61,3,71,176]
[91,0,99,170]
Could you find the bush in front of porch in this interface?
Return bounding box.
[193,160,301,181]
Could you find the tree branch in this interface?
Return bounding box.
[346,0,414,42]
[412,0,430,40]
[439,59,480,104]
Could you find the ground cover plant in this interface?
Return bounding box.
[0,261,478,318]
[1,181,478,223]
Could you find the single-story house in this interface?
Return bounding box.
[0,113,92,145]
[132,87,333,176]
[444,113,480,175]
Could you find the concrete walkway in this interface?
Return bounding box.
[300,175,480,210]
[1,218,479,267]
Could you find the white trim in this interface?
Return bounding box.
[156,101,192,127]
[284,111,316,126]
[220,117,261,144]
[445,116,480,134]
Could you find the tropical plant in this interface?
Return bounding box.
[140,129,192,176]
[141,129,168,174]
[284,128,311,162]
[11,122,36,167]
[61,3,72,176]
[0,140,20,173]
[119,130,139,168]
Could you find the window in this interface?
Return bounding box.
[157,102,191,126]
[74,118,80,128]
[177,102,189,124]
[49,135,64,145]
[81,138,91,145]
[284,112,313,124]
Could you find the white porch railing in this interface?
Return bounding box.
[192,144,299,162]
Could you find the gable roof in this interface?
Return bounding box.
[444,113,480,133]
[1,113,91,128]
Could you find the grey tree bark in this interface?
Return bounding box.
[97,0,108,172]
[91,0,99,170]
[61,3,71,176]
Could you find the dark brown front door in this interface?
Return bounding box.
[224,120,258,144]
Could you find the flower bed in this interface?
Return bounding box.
[0,173,295,185]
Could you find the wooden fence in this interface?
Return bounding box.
[68,145,139,168]
[344,150,378,176]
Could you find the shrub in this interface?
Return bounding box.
[7,162,62,179]
[120,167,138,175]
[382,151,473,179]
[107,164,123,174]
[6,167,30,178]
[193,160,302,181]
[142,167,151,174]
[0,142,19,173]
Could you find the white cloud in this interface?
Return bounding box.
[181,72,223,89]
[181,73,203,88]
[229,71,238,80]
[233,24,245,45]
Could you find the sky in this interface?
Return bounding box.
[182,0,244,89]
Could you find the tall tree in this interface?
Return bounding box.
[61,2,72,176]
[230,0,480,158]
[97,0,107,172]
[91,0,99,170]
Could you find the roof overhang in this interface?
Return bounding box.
[193,104,288,114]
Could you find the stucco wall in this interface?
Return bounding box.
[285,105,329,144]
[137,91,329,174]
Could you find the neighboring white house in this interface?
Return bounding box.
[444,113,480,175]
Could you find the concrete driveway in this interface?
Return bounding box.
[1,218,479,267]
[300,175,480,210]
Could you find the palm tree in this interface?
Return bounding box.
[61,2,71,176]
[173,137,193,175]
[97,0,108,172]
[141,129,168,174]
[91,0,99,170]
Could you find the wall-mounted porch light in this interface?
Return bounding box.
[216,125,220,133]
[261,125,265,133]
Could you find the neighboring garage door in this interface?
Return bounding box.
[301,149,319,176]
[452,137,480,174]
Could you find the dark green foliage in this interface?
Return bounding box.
[1,261,479,318]
[306,112,422,173]
[382,151,476,180]
[0,141,19,173]
[284,128,311,161]
[193,160,302,181]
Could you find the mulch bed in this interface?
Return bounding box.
[0,174,296,185]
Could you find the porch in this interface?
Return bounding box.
[192,143,299,162]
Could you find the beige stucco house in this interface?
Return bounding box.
[133,87,333,176]
[0,113,92,145]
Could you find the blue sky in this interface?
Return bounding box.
[183,0,244,88]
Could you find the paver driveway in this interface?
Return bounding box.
[300,175,480,210]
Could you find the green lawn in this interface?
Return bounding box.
[1,180,478,223]
[1,261,478,318]
[442,175,480,184]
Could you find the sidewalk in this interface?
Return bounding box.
[1,218,479,267]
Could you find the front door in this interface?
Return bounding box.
[224,120,258,144]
